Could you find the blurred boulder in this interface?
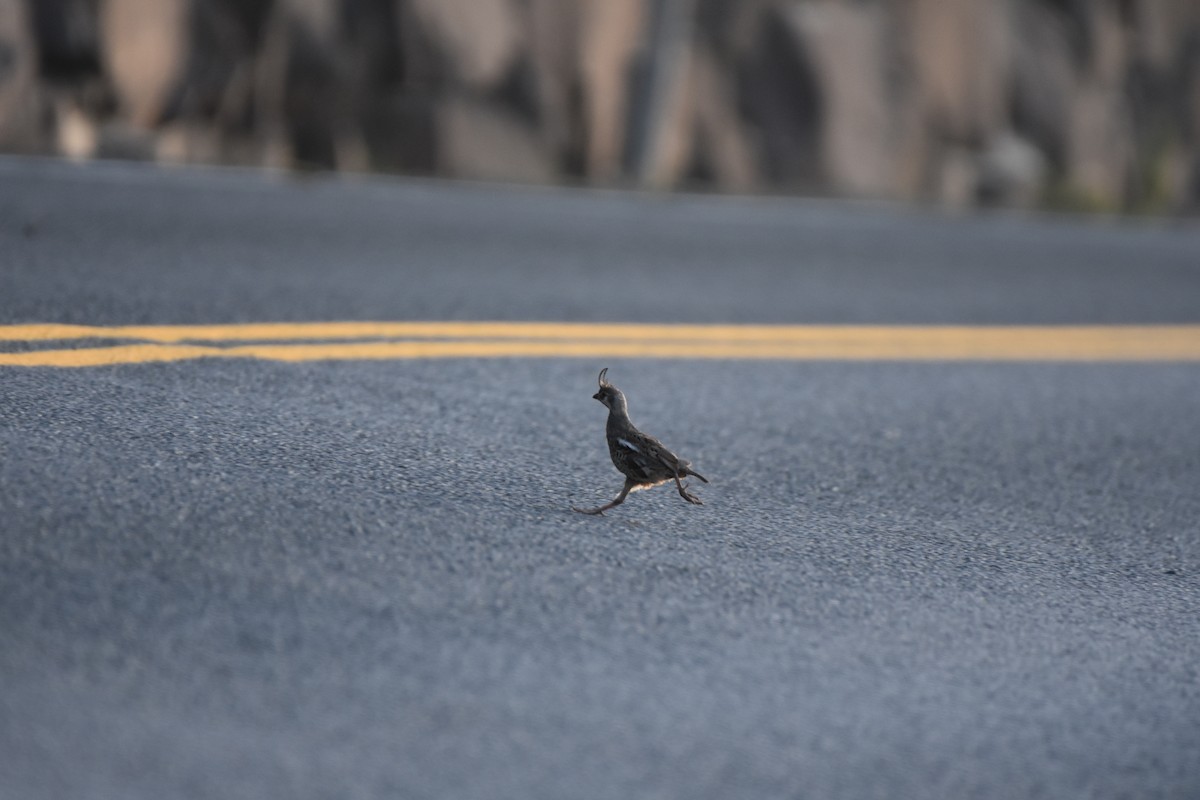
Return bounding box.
[903,0,1011,143]
[359,93,436,174]
[255,0,347,169]
[54,98,96,158]
[1184,34,1200,146]
[92,118,157,159]
[627,0,697,187]
[688,42,757,191]
[0,0,44,152]
[1129,0,1175,69]
[522,0,644,181]
[55,97,156,162]
[1067,80,1133,204]
[29,0,101,80]
[100,0,191,128]
[1079,0,1129,86]
[435,96,554,183]
[524,0,582,160]
[977,131,1048,207]
[408,0,521,90]
[782,2,894,196]
[580,0,642,180]
[737,6,822,189]
[1012,1,1075,168]
[155,120,221,164]
[257,0,403,171]
[932,146,979,209]
[4,0,1200,213]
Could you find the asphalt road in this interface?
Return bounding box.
[2,158,1199,799]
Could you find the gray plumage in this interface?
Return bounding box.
[573,368,708,515]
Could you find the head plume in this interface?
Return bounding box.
[598,367,610,389]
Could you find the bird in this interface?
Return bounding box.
[572,367,708,515]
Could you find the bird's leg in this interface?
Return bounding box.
[573,479,636,516]
[674,473,703,505]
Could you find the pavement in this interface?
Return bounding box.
[1,157,1199,799]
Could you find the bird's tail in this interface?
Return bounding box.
[683,465,709,483]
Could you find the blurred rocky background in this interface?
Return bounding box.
[2,0,1199,213]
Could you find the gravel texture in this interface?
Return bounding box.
[2,158,1198,799]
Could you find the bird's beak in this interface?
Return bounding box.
[592,391,602,402]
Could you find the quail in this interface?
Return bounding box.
[573,368,709,515]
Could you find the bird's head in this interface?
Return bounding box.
[592,367,628,413]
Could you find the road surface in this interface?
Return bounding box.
[2,158,1199,799]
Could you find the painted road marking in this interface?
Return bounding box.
[1,323,1199,367]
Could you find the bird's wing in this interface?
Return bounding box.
[623,430,684,473]
[633,431,707,481]
[608,435,654,482]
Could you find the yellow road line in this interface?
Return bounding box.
[3,320,1196,347]
[0,343,224,367]
[2,325,1200,366]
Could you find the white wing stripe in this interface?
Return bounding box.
[616,437,641,453]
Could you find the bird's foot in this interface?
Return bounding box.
[571,505,606,516]
[672,477,703,505]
